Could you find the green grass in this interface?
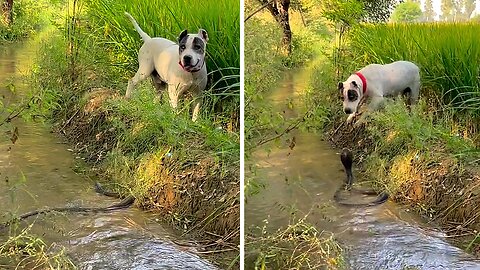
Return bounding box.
[244,19,285,146]
[0,0,63,42]
[348,22,480,121]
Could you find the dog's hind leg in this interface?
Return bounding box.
[126,47,154,98]
[126,65,153,98]
[410,81,421,104]
[403,87,412,106]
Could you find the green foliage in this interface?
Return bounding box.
[104,86,239,164]
[0,0,60,42]
[360,0,398,22]
[391,1,423,23]
[366,100,476,161]
[321,0,364,27]
[303,60,337,131]
[244,19,285,147]
[0,226,75,269]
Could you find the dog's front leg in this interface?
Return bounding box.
[126,65,153,99]
[167,84,182,110]
[368,96,385,111]
[191,90,202,122]
[346,113,356,124]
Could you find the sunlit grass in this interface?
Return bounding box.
[0,225,75,269]
[246,217,345,269]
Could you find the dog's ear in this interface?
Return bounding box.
[178,29,188,44]
[338,82,344,91]
[198,29,208,43]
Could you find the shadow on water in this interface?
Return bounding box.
[245,64,480,269]
[0,41,217,269]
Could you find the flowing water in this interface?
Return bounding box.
[245,66,480,269]
[0,41,217,269]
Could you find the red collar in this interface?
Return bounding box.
[178,60,205,73]
[355,72,367,94]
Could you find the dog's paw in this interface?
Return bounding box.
[346,114,355,124]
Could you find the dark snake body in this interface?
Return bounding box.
[0,182,135,229]
[334,148,389,206]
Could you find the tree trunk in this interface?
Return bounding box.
[261,0,292,55]
[2,0,13,25]
[277,0,291,55]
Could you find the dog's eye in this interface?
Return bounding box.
[194,45,201,50]
[347,90,358,102]
[180,45,186,50]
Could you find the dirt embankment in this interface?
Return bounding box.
[57,88,240,255]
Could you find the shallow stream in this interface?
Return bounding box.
[245,65,480,269]
[0,41,217,270]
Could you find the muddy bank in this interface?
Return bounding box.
[55,87,240,252]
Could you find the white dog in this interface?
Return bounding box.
[338,61,420,123]
[125,12,208,121]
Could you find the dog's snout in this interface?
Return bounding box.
[344,108,352,114]
[183,55,192,63]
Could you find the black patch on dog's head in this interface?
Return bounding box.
[178,30,188,52]
[347,89,358,102]
[192,37,205,54]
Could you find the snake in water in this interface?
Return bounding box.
[334,148,389,206]
[0,182,135,230]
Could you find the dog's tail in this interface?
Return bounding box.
[125,12,150,42]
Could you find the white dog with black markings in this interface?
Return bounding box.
[338,60,421,124]
[125,12,208,121]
